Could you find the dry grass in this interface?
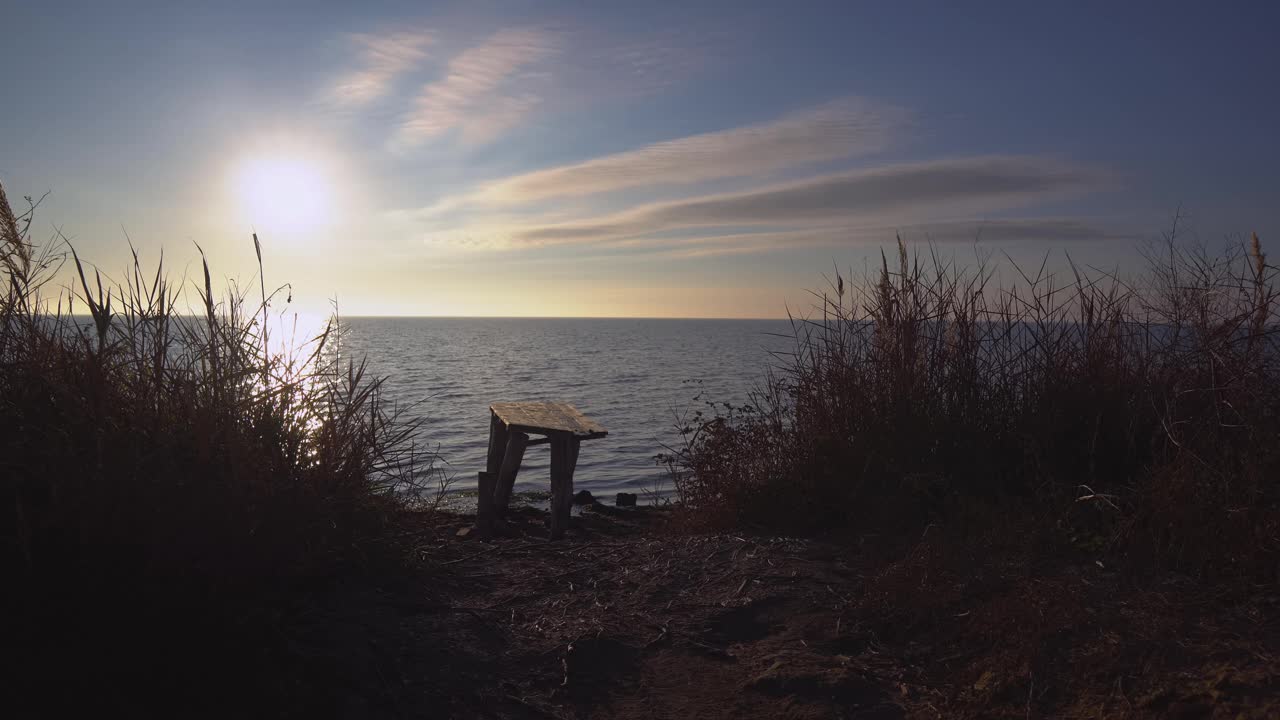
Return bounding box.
[0,181,443,711]
[664,232,1279,582]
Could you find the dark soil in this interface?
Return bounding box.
[271,505,1278,719]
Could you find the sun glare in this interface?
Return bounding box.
[235,155,334,234]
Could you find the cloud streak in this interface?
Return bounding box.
[558,24,743,99]
[328,30,434,107]
[508,156,1103,246]
[420,98,908,213]
[395,27,557,148]
[657,219,1123,258]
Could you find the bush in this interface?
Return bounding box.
[0,182,441,709]
[665,235,1279,580]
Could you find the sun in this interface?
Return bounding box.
[234,154,334,234]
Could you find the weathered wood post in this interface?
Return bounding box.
[485,410,509,477]
[476,471,496,538]
[493,431,530,516]
[548,434,583,540]
[478,410,509,536]
[549,433,572,540]
[569,436,580,476]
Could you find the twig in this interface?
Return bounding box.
[504,693,563,719]
[1026,671,1034,719]
[440,544,503,565]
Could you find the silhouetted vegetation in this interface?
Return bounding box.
[0,182,440,712]
[665,235,1278,581]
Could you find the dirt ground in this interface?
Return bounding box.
[284,503,1279,719]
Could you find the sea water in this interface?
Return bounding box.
[338,318,793,497]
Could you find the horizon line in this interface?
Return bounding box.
[54,312,791,321]
[337,314,789,321]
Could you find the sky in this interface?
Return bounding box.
[2,1,1278,318]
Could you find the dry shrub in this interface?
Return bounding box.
[667,234,1279,581]
[0,182,442,709]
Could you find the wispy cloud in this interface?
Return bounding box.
[507,156,1103,246]
[561,24,741,99]
[395,27,557,149]
[328,29,434,107]
[434,98,907,208]
[576,219,1116,263]
[457,92,542,146]
[649,219,1124,259]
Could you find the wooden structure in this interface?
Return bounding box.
[477,401,607,540]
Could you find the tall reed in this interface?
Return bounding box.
[0,181,442,707]
[665,235,1278,580]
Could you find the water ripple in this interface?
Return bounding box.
[340,318,791,497]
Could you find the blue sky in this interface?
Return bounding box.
[2,1,1277,317]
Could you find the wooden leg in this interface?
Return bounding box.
[485,411,508,477]
[568,436,580,475]
[494,431,530,515]
[563,436,580,526]
[476,471,495,538]
[549,434,571,540]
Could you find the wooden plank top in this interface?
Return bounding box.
[490,401,608,439]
